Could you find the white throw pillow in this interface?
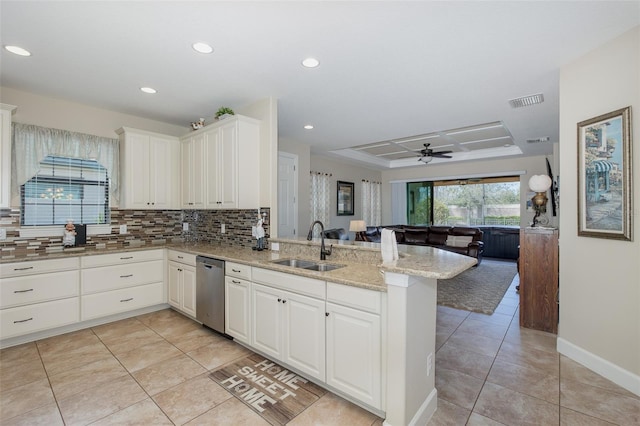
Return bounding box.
[445,236,473,248]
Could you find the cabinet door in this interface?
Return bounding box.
[205,129,222,208]
[149,135,177,209]
[326,302,382,409]
[181,135,206,208]
[252,283,282,359]
[181,264,197,317]
[225,276,251,344]
[218,121,238,209]
[125,133,151,209]
[167,261,181,309]
[282,290,326,381]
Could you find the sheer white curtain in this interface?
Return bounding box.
[11,123,120,203]
[361,180,382,226]
[309,171,331,237]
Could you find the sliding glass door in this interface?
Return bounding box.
[407,181,433,225]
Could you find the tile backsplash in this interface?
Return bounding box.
[0,207,270,260]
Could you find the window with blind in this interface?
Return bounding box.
[21,156,110,226]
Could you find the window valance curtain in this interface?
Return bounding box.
[11,123,120,203]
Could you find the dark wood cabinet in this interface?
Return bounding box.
[519,227,559,333]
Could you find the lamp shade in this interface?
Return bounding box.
[528,175,552,192]
[349,220,367,232]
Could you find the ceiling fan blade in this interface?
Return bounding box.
[431,153,452,158]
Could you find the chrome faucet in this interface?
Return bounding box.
[306,220,332,260]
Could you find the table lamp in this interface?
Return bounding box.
[349,220,367,241]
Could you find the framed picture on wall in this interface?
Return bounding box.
[337,181,354,216]
[577,106,633,241]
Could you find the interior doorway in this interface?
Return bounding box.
[277,152,298,238]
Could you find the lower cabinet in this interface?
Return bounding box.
[167,261,197,317]
[82,282,163,320]
[325,281,383,410]
[252,282,326,382]
[0,298,79,339]
[225,275,251,344]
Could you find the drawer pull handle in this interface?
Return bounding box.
[14,289,34,293]
[120,256,133,260]
[232,269,241,273]
[13,266,34,271]
[120,298,133,302]
[232,280,241,284]
[120,274,133,278]
[177,256,184,259]
[14,317,33,324]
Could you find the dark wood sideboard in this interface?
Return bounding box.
[519,227,559,334]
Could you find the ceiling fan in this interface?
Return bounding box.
[418,143,453,163]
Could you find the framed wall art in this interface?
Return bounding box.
[577,106,633,241]
[337,181,354,216]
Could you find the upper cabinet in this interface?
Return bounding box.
[182,115,260,210]
[0,104,17,208]
[181,132,206,208]
[116,127,180,210]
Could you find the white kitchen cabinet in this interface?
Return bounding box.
[0,104,16,208]
[117,127,180,209]
[225,262,252,344]
[167,250,197,318]
[80,249,165,321]
[252,282,326,381]
[167,261,197,318]
[181,115,261,210]
[325,282,383,410]
[0,257,80,340]
[181,132,206,208]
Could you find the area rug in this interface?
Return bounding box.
[437,259,517,314]
[210,353,326,425]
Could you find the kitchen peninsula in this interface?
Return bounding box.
[0,237,475,425]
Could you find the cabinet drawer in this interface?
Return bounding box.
[81,249,163,268]
[327,282,381,314]
[1,271,79,309]
[0,298,79,339]
[81,282,164,320]
[0,257,79,278]
[226,261,251,280]
[167,250,197,266]
[81,260,163,294]
[252,267,325,299]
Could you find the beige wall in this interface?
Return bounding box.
[380,155,555,228]
[310,156,382,237]
[558,26,640,387]
[0,87,188,137]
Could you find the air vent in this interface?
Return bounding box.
[526,137,550,144]
[509,93,544,108]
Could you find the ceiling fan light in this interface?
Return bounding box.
[418,156,433,164]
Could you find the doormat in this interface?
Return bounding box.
[210,353,327,425]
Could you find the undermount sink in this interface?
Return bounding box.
[270,258,345,272]
[270,258,317,269]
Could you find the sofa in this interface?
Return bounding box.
[364,225,484,264]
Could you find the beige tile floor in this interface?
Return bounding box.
[1,271,638,425]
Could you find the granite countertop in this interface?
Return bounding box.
[1,239,477,293]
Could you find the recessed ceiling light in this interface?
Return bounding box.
[304,124,314,130]
[302,58,320,68]
[4,45,31,56]
[140,87,157,94]
[192,42,213,54]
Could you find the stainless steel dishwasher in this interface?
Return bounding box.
[196,256,225,334]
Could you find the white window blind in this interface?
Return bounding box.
[21,156,109,226]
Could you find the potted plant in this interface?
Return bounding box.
[215,107,234,120]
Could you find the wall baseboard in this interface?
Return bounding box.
[557,337,640,397]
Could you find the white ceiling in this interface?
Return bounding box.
[1,1,639,169]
